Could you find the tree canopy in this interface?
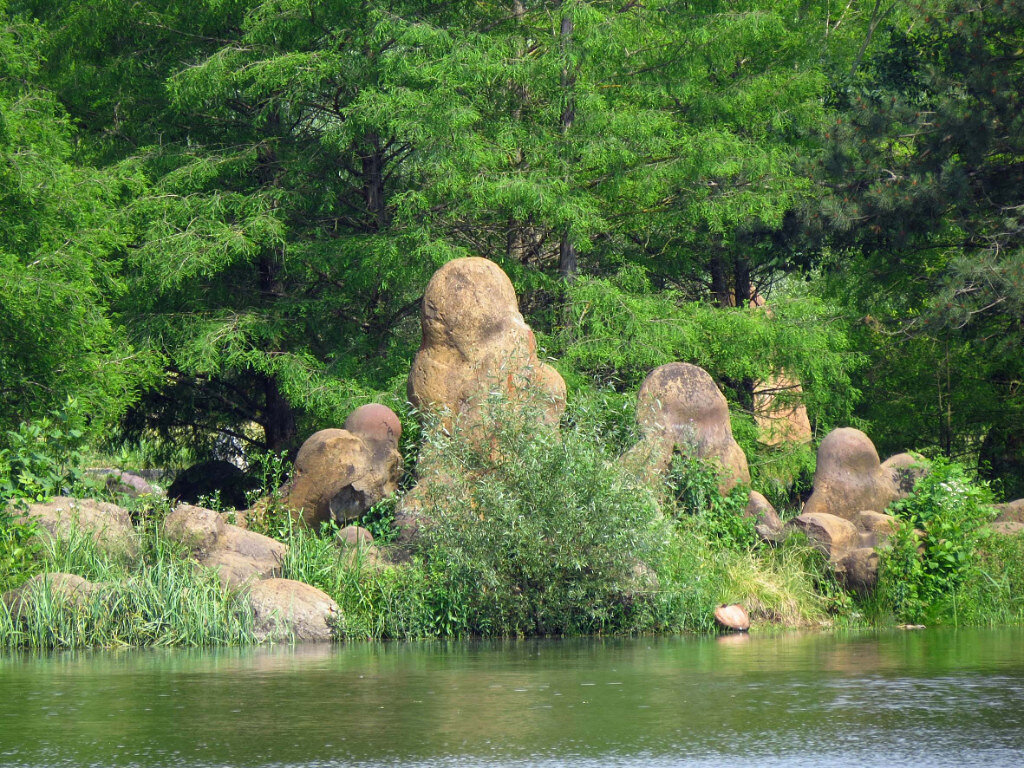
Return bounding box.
[2,0,1021,497]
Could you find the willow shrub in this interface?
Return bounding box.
[385,393,669,637]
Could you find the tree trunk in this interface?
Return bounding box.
[734,257,751,307]
[260,374,296,453]
[710,251,731,308]
[361,132,387,232]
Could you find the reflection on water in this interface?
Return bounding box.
[1,629,1023,767]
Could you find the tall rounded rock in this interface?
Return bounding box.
[282,406,402,528]
[633,363,750,494]
[802,428,898,521]
[407,257,566,430]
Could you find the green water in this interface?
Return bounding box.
[1,629,1023,767]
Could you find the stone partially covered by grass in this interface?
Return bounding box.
[0,510,258,650]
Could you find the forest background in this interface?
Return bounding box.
[2,0,1023,503]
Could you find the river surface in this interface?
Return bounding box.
[1,628,1023,767]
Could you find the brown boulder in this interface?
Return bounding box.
[281,410,402,528]
[336,525,374,548]
[745,491,784,541]
[837,547,880,593]
[14,498,140,560]
[247,578,339,642]
[2,573,99,620]
[785,512,859,563]
[882,452,930,498]
[344,403,401,448]
[802,428,899,521]
[633,362,750,494]
[994,499,1024,524]
[855,510,899,548]
[163,504,287,588]
[714,603,750,632]
[407,257,566,432]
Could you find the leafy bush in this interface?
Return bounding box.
[666,453,757,551]
[876,458,997,623]
[0,399,92,592]
[407,394,671,637]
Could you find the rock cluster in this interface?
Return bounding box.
[163,503,288,588]
[407,257,566,431]
[631,362,750,494]
[784,509,899,592]
[280,403,403,528]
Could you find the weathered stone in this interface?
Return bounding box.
[14,498,140,560]
[754,374,813,446]
[882,452,930,498]
[632,362,750,494]
[785,512,859,563]
[837,547,880,593]
[407,257,566,432]
[343,544,383,570]
[87,469,162,498]
[802,428,899,522]
[247,578,339,642]
[2,573,99,620]
[855,509,899,549]
[336,525,374,548]
[164,503,225,551]
[746,490,784,541]
[344,404,401,451]
[163,504,287,588]
[281,412,402,528]
[856,510,898,537]
[167,460,259,511]
[714,603,750,632]
[994,499,1024,524]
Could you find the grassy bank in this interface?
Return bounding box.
[2,399,1022,650]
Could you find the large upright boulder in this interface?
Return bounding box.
[802,428,899,521]
[13,498,140,560]
[407,257,566,431]
[280,404,403,528]
[631,362,750,494]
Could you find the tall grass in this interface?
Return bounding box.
[0,513,257,650]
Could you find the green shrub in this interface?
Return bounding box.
[876,458,997,624]
[406,394,671,637]
[666,453,757,552]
